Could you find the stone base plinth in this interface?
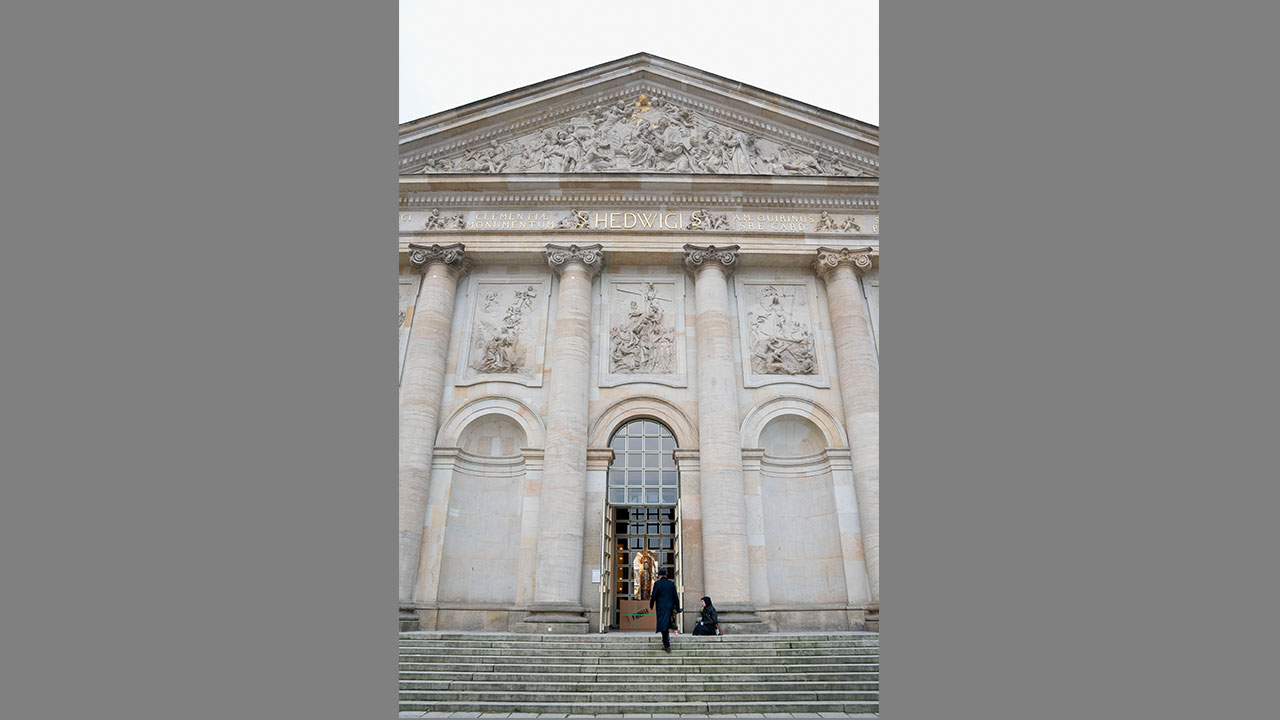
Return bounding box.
[517,603,590,634]
[714,602,769,634]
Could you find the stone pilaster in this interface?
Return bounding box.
[522,244,604,633]
[814,247,880,603]
[740,448,772,612]
[672,448,705,629]
[399,243,470,611]
[683,244,766,632]
[583,447,615,633]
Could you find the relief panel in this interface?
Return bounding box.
[599,274,687,388]
[734,275,830,389]
[455,275,551,388]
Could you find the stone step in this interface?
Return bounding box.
[398,647,880,659]
[398,670,881,683]
[399,632,878,641]
[400,679,879,692]
[397,700,880,714]
[397,652,876,664]
[398,632,880,715]
[400,635,880,645]
[399,681,880,696]
[398,661,881,674]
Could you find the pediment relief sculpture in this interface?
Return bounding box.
[411,95,864,177]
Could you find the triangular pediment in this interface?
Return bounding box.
[399,53,878,178]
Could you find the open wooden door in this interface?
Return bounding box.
[673,499,684,633]
[598,496,614,633]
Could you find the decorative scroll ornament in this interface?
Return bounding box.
[686,209,730,231]
[407,243,470,274]
[545,243,605,277]
[411,95,865,177]
[814,246,875,276]
[683,244,740,274]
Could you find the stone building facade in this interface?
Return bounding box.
[399,54,879,634]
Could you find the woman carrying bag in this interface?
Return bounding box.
[691,596,721,636]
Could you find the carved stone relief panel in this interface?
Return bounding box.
[455,275,552,387]
[734,275,830,389]
[411,94,868,177]
[599,274,687,388]
[399,275,421,385]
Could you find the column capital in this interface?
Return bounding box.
[545,243,605,277]
[408,243,471,276]
[814,246,875,278]
[682,243,740,276]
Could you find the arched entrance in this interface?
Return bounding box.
[599,418,682,632]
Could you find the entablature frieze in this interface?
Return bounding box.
[398,243,879,273]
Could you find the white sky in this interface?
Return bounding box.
[400,0,878,126]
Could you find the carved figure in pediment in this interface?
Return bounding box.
[609,282,674,374]
[411,95,867,177]
[624,123,659,169]
[779,146,824,175]
[748,285,818,375]
[724,131,758,174]
[472,285,538,374]
[840,216,862,232]
[656,118,695,173]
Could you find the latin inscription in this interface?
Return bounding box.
[401,210,878,234]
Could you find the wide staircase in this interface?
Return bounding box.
[399,631,879,715]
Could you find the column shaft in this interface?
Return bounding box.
[525,244,603,633]
[399,244,467,603]
[816,249,880,602]
[685,245,754,608]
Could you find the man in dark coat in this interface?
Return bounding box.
[648,568,681,652]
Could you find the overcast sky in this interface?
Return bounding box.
[400,0,878,126]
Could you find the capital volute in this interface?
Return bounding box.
[682,243,740,276]
[408,243,471,277]
[545,243,605,277]
[814,246,875,278]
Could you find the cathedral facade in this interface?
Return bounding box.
[399,54,879,634]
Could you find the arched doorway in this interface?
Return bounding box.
[600,419,681,632]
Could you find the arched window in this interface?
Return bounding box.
[607,419,678,505]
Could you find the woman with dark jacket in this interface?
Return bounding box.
[691,596,719,636]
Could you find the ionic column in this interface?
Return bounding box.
[399,243,470,604]
[683,244,765,632]
[815,247,880,602]
[522,243,604,633]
